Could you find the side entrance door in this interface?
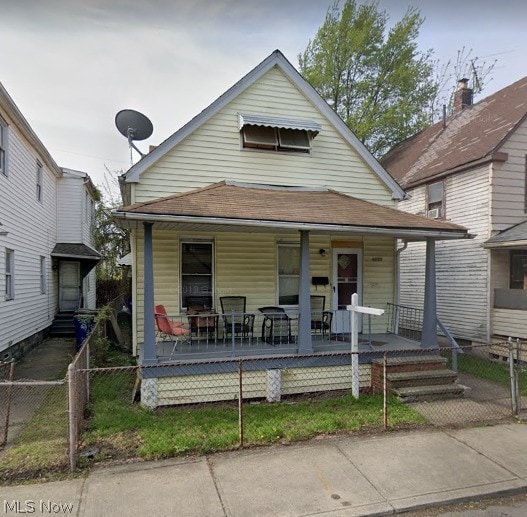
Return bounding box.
[59,261,81,311]
[332,249,362,334]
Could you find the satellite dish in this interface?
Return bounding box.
[115,109,153,160]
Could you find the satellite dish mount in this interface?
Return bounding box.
[115,109,153,163]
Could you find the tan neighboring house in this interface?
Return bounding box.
[114,50,469,407]
[382,76,527,344]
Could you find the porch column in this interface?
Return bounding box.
[422,238,438,348]
[298,230,313,353]
[143,222,157,364]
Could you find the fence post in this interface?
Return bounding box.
[508,338,518,417]
[516,338,522,414]
[238,359,244,448]
[383,352,388,430]
[1,360,15,448]
[68,363,78,472]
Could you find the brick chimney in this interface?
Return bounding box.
[453,78,473,113]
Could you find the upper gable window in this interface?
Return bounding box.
[0,118,7,177]
[427,181,444,218]
[36,161,43,202]
[239,113,321,155]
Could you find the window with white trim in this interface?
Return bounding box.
[242,126,311,153]
[5,249,14,300]
[180,241,214,309]
[277,245,300,305]
[0,118,7,177]
[427,181,444,218]
[36,161,43,202]
[40,256,46,294]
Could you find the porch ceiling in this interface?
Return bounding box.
[113,181,471,241]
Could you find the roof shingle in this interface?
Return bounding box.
[381,76,527,188]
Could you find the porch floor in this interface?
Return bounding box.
[147,333,423,364]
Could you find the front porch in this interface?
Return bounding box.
[152,329,422,363]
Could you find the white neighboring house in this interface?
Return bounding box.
[0,82,100,360]
[382,77,527,344]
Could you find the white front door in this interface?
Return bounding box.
[332,249,362,334]
[59,261,80,311]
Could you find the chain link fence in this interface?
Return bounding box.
[2,337,526,479]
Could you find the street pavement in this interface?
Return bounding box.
[1,422,527,516]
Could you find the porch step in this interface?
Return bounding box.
[49,313,75,337]
[393,383,467,403]
[386,369,457,388]
[370,354,463,402]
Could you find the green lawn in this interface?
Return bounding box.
[455,352,527,395]
[0,385,69,483]
[83,372,426,462]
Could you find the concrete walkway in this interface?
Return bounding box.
[1,423,526,516]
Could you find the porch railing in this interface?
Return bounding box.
[154,309,356,360]
[386,302,462,371]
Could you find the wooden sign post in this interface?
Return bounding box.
[347,293,385,399]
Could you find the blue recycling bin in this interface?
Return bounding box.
[73,310,97,350]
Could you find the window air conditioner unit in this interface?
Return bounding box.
[427,208,441,219]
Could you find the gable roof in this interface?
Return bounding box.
[0,81,62,178]
[114,180,468,240]
[382,76,527,189]
[121,50,405,200]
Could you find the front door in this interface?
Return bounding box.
[332,249,362,334]
[59,261,80,311]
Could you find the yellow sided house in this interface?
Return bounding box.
[114,50,469,407]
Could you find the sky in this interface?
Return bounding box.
[0,0,525,198]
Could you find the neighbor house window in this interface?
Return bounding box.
[36,161,43,201]
[242,126,311,153]
[5,249,14,300]
[0,118,7,177]
[510,251,527,289]
[277,245,300,305]
[180,241,213,309]
[427,181,444,218]
[40,256,46,294]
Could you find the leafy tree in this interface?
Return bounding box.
[92,169,129,282]
[299,0,438,157]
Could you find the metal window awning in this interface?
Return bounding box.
[238,113,321,136]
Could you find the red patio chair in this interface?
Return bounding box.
[154,304,190,357]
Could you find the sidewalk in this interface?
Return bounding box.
[1,422,526,516]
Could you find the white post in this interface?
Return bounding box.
[350,293,360,398]
[348,293,385,400]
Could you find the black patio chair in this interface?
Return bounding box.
[258,306,293,345]
[220,296,255,342]
[310,295,333,340]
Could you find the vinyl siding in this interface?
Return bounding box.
[491,117,527,232]
[132,230,395,348]
[0,115,58,353]
[492,309,527,339]
[57,177,83,243]
[156,364,371,405]
[132,66,394,207]
[398,165,491,342]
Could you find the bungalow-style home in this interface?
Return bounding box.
[382,76,527,345]
[114,50,469,406]
[0,81,100,360]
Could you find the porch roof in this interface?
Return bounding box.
[483,220,527,249]
[113,181,470,241]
